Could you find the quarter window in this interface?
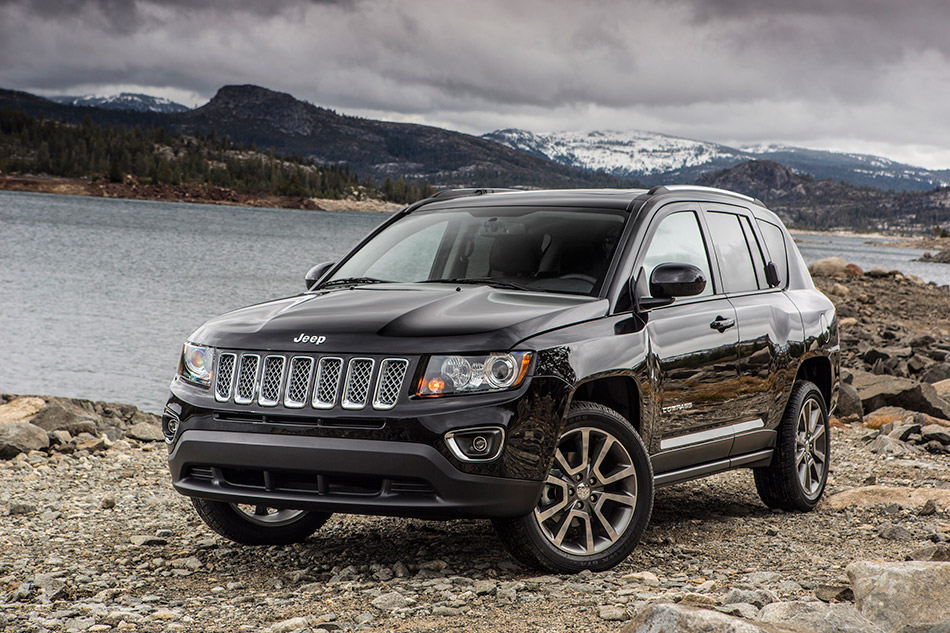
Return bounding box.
[641,211,714,298]
[706,211,759,293]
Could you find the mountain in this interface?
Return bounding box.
[483,129,950,193]
[0,85,632,189]
[696,160,950,231]
[49,93,190,114]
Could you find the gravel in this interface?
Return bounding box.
[2,422,948,633]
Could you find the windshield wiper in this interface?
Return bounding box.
[422,277,538,292]
[320,277,388,288]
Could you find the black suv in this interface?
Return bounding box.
[164,186,839,572]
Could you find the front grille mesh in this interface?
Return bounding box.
[374,359,409,410]
[342,358,374,410]
[215,353,236,402]
[234,354,260,404]
[259,356,286,406]
[214,352,407,412]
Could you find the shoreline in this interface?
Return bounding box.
[0,174,404,214]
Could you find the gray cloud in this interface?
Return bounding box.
[1,0,949,168]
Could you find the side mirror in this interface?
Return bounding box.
[650,263,706,299]
[305,261,335,290]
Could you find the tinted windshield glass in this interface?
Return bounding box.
[327,206,629,295]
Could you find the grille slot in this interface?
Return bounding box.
[187,466,214,481]
[374,359,409,410]
[342,358,375,410]
[258,355,286,406]
[215,353,236,402]
[312,357,343,409]
[234,354,260,404]
[284,357,314,408]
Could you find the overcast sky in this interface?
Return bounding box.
[2,0,949,169]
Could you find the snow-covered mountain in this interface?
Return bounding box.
[483,129,950,192]
[50,93,190,114]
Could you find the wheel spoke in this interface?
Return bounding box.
[600,463,637,486]
[591,436,615,481]
[795,448,807,466]
[593,506,619,543]
[551,510,577,548]
[598,491,637,509]
[810,424,825,446]
[582,513,595,554]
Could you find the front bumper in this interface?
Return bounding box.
[169,428,543,519]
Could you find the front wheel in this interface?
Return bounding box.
[754,380,830,511]
[494,402,654,573]
[191,498,331,545]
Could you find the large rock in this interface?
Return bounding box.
[758,601,885,633]
[922,363,950,384]
[0,396,46,424]
[126,422,164,442]
[836,383,863,420]
[847,561,950,632]
[851,370,950,420]
[825,485,950,511]
[30,400,100,435]
[809,257,848,277]
[621,604,799,633]
[0,422,49,459]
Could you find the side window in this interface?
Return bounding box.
[757,219,788,287]
[641,211,714,298]
[363,220,447,281]
[706,211,758,293]
[740,216,767,288]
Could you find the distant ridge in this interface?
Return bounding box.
[484,128,950,193]
[0,84,633,189]
[49,92,190,114]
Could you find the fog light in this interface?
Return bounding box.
[444,426,505,462]
[162,404,181,443]
[471,435,489,453]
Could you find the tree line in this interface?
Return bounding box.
[0,108,435,204]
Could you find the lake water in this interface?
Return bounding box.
[2,190,949,414]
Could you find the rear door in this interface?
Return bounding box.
[702,205,799,457]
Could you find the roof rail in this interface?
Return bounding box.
[426,187,520,201]
[648,185,762,205]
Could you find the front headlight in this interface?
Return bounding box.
[178,342,214,388]
[417,352,532,396]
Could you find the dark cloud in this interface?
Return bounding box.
[1,0,948,167]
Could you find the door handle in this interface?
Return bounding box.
[710,316,735,332]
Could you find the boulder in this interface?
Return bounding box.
[847,561,950,632]
[843,263,864,277]
[759,601,885,633]
[851,370,950,420]
[836,383,863,420]
[866,267,893,278]
[933,378,950,399]
[0,396,46,424]
[126,422,164,442]
[621,604,800,633]
[908,545,950,562]
[824,485,950,511]
[30,400,100,435]
[0,422,50,459]
[809,257,848,277]
[921,424,950,444]
[828,282,850,297]
[922,363,950,384]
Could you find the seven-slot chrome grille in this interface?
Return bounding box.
[213,351,409,411]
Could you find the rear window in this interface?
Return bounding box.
[756,219,788,288]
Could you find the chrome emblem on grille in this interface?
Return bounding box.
[293,333,327,345]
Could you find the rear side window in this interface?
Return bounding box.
[641,211,714,298]
[756,219,788,287]
[706,211,758,293]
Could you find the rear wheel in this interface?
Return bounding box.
[494,402,653,573]
[754,380,830,511]
[191,498,331,545]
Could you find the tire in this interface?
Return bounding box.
[493,401,654,573]
[754,380,830,511]
[191,498,331,545]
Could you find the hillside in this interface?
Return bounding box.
[696,160,950,230]
[49,93,190,114]
[484,128,950,192]
[0,85,632,189]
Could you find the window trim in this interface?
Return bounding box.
[700,202,786,298]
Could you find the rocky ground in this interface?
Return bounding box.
[3,262,950,633]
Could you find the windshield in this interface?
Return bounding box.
[325,206,629,295]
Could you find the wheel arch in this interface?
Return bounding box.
[794,355,833,409]
[568,374,644,437]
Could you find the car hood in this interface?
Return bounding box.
[189,283,609,354]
